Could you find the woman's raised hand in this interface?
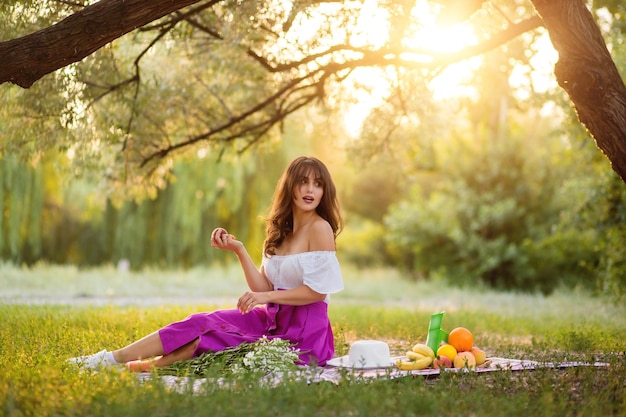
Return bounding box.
[210,227,240,251]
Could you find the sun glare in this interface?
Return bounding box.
[341,0,482,135]
[509,32,559,100]
[401,0,482,101]
[410,42,482,102]
[293,0,558,137]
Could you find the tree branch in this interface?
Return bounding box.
[426,15,544,68]
[138,14,546,166]
[0,0,206,88]
[138,63,332,167]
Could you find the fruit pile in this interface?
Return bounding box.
[395,327,487,371]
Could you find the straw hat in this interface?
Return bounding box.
[326,340,394,368]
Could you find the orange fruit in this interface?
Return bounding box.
[447,327,474,352]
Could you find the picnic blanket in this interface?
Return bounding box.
[139,357,609,393]
[324,357,610,379]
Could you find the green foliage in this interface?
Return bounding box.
[1,0,307,191]
[337,219,389,268]
[102,152,265,268]
[594,0,626,34]
[346,28,626,294]
[1,0,557,194]
[0,156,44,263]
[342,158,408,223]
[0,114,325,268]
[549,76,626,298]
[0,1,82,41]
[383,126,596,293]
[578,170,626,298]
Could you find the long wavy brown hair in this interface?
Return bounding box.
[263,156,343,256]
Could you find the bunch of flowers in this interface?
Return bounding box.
[230,336,301,375]
[158,336,301,378]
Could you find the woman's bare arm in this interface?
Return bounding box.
[237,285,326,313]
[236,219,336,313]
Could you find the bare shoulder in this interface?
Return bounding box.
[309,218,336,251]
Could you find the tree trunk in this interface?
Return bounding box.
[532,0,626,184]
[0,0,202,88]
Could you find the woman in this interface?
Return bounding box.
[68,156,344,371]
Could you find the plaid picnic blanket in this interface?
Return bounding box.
[139,357,609,393]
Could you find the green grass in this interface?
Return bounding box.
[1,263,625,416]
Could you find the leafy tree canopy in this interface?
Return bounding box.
[1,0,625,194]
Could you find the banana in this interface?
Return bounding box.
[395,356,433,371]
[406,351,426,361]
[412,343,435,359]
[395,343,436,371]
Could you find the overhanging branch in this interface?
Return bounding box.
[0,0,205,87]
[138,14,545,167]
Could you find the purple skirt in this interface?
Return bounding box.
[158,301,335,366]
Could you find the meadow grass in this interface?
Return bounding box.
[1,263,625,416]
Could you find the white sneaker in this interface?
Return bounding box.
[67,350,117,370]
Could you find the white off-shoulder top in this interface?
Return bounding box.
[261,251,344,303]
